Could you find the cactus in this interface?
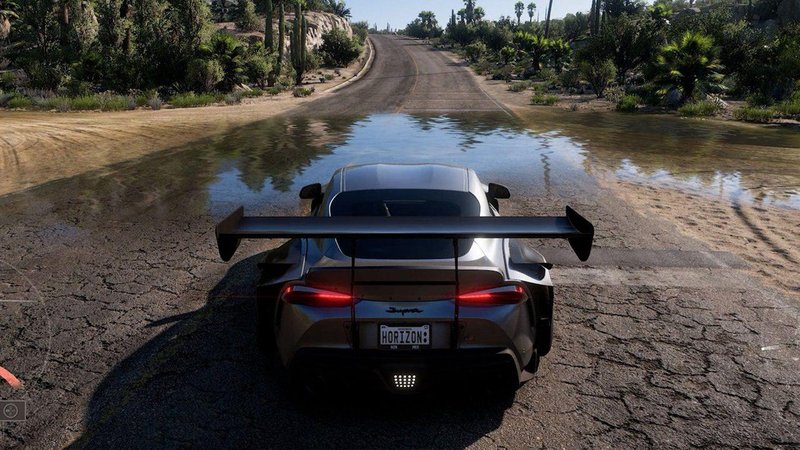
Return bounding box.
[271,0,285,85]
[290,1,307,86]
[264,0,273,52]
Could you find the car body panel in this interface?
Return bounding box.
[216,164,594,392]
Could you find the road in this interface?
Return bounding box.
[0,35,798,448]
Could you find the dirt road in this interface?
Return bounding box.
[0,35,798,448]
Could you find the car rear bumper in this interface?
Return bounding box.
[288,347,522,392]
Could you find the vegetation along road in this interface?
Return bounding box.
[0,34,799,448]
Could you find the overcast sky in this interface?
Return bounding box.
[346,0,594,30]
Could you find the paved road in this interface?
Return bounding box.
[0,35,798,449]
[294,35,507,115]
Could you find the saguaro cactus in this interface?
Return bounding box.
[290,1,307,85]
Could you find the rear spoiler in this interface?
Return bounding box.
[215,206,594,262]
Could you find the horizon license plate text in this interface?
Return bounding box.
[379,324,430,350]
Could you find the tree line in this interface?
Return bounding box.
[404,0,800,121]
[0,0,363,105]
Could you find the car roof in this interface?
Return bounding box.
[337,163,472,192]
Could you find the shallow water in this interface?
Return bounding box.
[519,109,800,208]
[2,110,799,220]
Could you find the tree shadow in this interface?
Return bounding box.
[71,254,512,448]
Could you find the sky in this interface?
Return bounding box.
[346,0,594,31]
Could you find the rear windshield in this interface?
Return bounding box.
[330,189,480,259]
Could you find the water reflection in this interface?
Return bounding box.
[206,113,591,216]
[518,109,800,208]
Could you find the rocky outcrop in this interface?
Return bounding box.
[220,11,352,51]
[286,11,352,50]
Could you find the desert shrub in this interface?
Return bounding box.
[320,28,363,67]
[465,42,487,63]
[225,91,244,104]
[559,69,581,90]
[7,96,32,109]
[147,95,163,110]
[0,91,14,107]
[293,86,314,97]
[266,86,283,95]
[734,106,775,122]
[187,59,224,92]
[245,54,272,88]
[98,94,136,111]
[0,72,16,90]
[169,92,221,108]
[678,100,722,117]
[508,81,532,92]
[776,93,800,116]
[351,21,369,44]
[70,95,102,110]
[616,94,640,112]
[306,51,323,72]
[531,93,558,105]
[324,73,335,81]
[580,59,616,98]
[535,67,558,84]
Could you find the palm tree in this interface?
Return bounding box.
[527,2,536,22]
[326,0,350,19]
[655,31,724,102]
[457,8,466,24]
[514,1,525,25]
[473,6,485,21]
[418,10,437,33]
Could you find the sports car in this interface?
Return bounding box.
[215,164,594,393]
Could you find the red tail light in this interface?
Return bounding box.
[281,285,353,307]
[458,285,527,306]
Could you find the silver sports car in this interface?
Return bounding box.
[215,164,594,393]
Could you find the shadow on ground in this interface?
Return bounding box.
[71,254,511,448]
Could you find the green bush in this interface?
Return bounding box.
[245,54,272,88]
[531,93,559,105]
[678,100,722,117]
[7,96,32,109]
[320,28,363,67]
[292,86,314,97]
[98,94,136,111]
[508,81,532,92]
[169,92,222,108]
[70,95,102,110]
[580,59,616,98]
[187,59,225,92]
[236,0,260,32]
[734,106,775,122]
[616,94,640,112]
[776,96,800,116]
[465,42,487,63]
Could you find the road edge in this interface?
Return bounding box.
[324,36,375,95]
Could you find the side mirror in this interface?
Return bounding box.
[299,183,322,200]
[488,183,511,199]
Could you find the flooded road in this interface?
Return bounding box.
[1,108,799,448]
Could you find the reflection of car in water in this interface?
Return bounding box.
[215,164,594,393]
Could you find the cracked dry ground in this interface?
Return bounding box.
[0,129,797,449]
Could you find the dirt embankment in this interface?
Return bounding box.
[0,38,372,196]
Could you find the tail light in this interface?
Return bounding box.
[457,285,527,306]
[281,285,353,307]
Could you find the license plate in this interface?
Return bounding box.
[379,324,430,350]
